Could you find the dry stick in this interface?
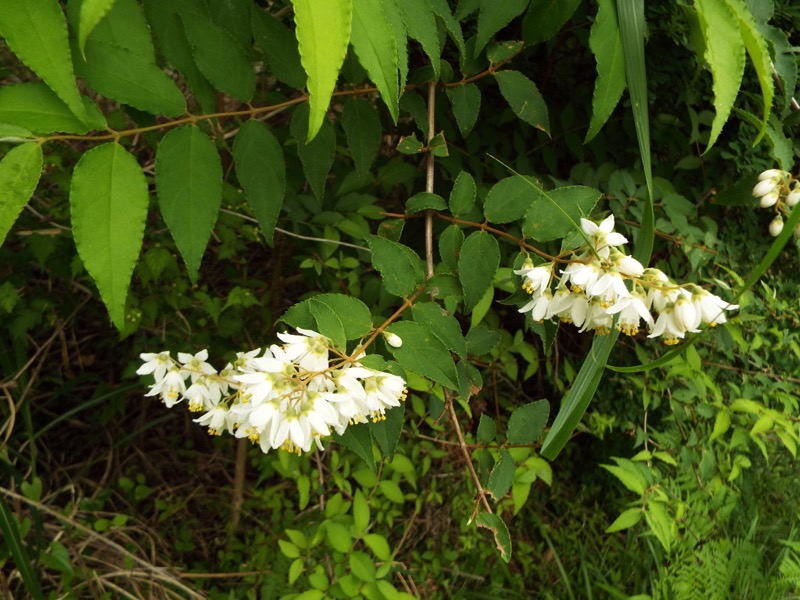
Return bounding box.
[448,400,493,517]
[228,437,248,542]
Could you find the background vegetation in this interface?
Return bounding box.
[1,0,799,598]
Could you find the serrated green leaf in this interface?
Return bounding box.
[506,400,549,445]
[350,551,376,582]
[366,235,425,297]
[233,120,286,245]
[466,325,501,355]
[488,450,516,499]
[411,302,467,358]
[369,402,404,459]
[644,501,674,553]
[351,0,399,122]
[405,192,447,214]
[309,297,346,350]
[477,414,496,443]
[0,0,88,122]
[74,40,186,116]
[363,533,391,561]
[0,144,43,248]
[291,103,336,200]
[601,463,647,495]
[204,0,251,49]
[449,171,477,217]
[385,321,458,389]
[522,185,601,242]
[476,511,512,562]
[585,0,626,142]
[397,135,424,154]
[342,98,381,176]
[522,0,581,45]
[438,224,464,273]
[334,424,376,472]
[426,0,467,63]
[459,231,499,312]
[446,83,481,138]
[380,0,408,92]
[495,70,550,134]
[181,11,255,101]
[396,0,441,79]
[292,0,353,140]
[71,0,156,62]
[606,507,643,533]
[251,6,306,89]
[695,0,745,151]
[483,175,540,224]
[70,143,148,329]
[475,0,530,56]
[78,0,117,55]
[429,131,449,156]
[282,294,373,341]
[710,410,731,442]
[155,126,223,283]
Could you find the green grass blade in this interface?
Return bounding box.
[0,494,44,600]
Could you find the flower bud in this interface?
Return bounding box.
[384,332,403,348]
[753,178,778,198]
[786,186,800,207]
[758,169,787,181]
[759,191,780,208]
[769,215,784,237]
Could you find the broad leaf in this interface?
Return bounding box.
[0,83,106,134]
[411,302,467,358]
[484,175,540,224]
[405,192,447,214]
[695,0,745,151]
[426,0,467,62]
[449,171,477,217]
[395,0,441,79]
[0,144,44,247]
[446,83,481,138]
[181,12,255,101]
[522,0,581,45]
[458,231,500,312]
[494,70,550,135]
[309,298,346,350]
[70,143,149,329]
[380,0,409,92]
[476,512,512,563]
[523,185,601,242]
[251,6,306,90]
[282,293,374,342]
[438,224,464,273]
[290,104,336,200]
[606,508,643,533]
[77,0,117,55]
[488,450,515,500]
[475,0,530,57]
[506,400,549,444]
[233,120,286,244]
[351,0,400,122]
[585,0,626,143]
[366,235,425,297]
[334,424,376,472]
[71,0,156,62]
[477,414,497,443]
[342,98,381,177]
[385,321,458,389]
[292,0,353,140]
[0,0,88,121]
[155,126,223,282]
[369,402,404,459]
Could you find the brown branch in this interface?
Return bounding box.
[446,396,493,516]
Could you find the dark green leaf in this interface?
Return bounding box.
[334,424,376,472]
[251,6,306,89]
[458,231,500,311]
[522,0,581,45]
[0,144,43,248]
[366,235,425,297]
[396,0,441,79]
[522,185,601,242]
[72,0,156,62]
[397,135,425,154]
[369,402,404,459]
[426,0,467,63]
[411,302,467,358]
[477,414,497,443]
[446,83,481,138]
[0,496,44,600]
[466,325,501,355]
[495,70,550,134]
[282,293,374,341]
[406,192,447,214]
[476,512,512,562]
[427,272,462,300]
[449,171,477,217]
[475,0,530,56]
[488,450,516,499]
[291,104,336,200]
[385,321,458,389]
[233,120,286,244]
[506,400,549,444]
[585,0,626,142]
[429,131,449,156]
[484,175,540,223]
[342,98,381,177]
[0,83,106,134]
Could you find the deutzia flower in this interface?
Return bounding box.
[137,351,171,381]
[194,404,233,436]
[177,349,216,383]
[769,215,784,237]
[514,259,553,295]
[145,367,187,407]
[607,291,653,336]
[581,215,628,257]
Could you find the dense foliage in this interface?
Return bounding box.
[1,0,799,598]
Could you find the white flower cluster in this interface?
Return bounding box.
[753,168,800,237]
[136,328,407,454]
[514,215,738,345]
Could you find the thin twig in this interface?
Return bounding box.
[446,397,493,517]
[425,81,436,280]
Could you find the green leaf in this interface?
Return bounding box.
[350,551,376,582]
[429,131,449,157]
[181,12,255,101]
[406,192,447,214]
[446,83,481,138]
[449,171,477,217]
[363,533,391,561]
[601,461,647,495]
[74,0,156,62]
[459,231,500,312]
[477,414,497,443]
[483,175,540,224]
[695,0,745,151]
[0,124,34,142]
[369,402,404,459]
[488,450,515,499]
[438,224,464,273]
[351,0,399,122]
[523,185,601,242]
[75,40,187,117]
[342,98,381,177]
[365,235,425,297]
[251,6,306,89]
[709,410,731,442]
[606,508,643,533]
[0,496,44,600]
[506,400,549,445]
[466,325,501,355]
[426,0,467,62]
[70,143,149,329]
[0,144,44,248]
[385,321,458,389]
[309,298,346,350]
[395,0,441,79]
[352,489,370,535]
[233,120,286,244]
[292,0,353,140]
[291,103,336,200]
[585,0,626,143]
[380,0,408,92]
[411,302,467,358]
[0,0,88,121]
[282,294,374,341]
[78,0,117,55]
[397,134,424,154]
[725,0,773,143]
[475,0,530,56]
[644,501,674,553]
[155,126,223,283]
[334,424,376,472]
[522,0,581,45]
[476,512,512,562]
[494,70,550,134]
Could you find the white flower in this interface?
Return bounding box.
[145,367,187,407]
[581,215,628,255]
[184,378,219,412]
[194,404,232,435]
[177,349,216,382]
[137,351,171,382]
[514,260,553,295]
[689,288,738,328]
[579,299,613,334]
[587,269,630,307]
[384,332,403,348]
[753,178,779,198]
[760,191,780,208]
[519,290,552,321]
[607,292,653,336]
[786,185,800,207]
[564,261,601,293]
[758,169,787,181]
[769,215,784,237]
[648,306,686,345]
[277,328,330,372]
[614,253,645,278]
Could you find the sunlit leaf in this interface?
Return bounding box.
[0,144,44,247]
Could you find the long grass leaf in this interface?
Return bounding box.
[0,495,44,599]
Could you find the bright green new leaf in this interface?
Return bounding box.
[155,126,223,283]
[309,298,347,350]
[351,0,400,122]
[458,231,500,312]
[0,144,44,247]
[585,0,626,143]
[395,0,441,79]
[446,83,481,138]
[233,120,286,244]
[350,551,376,582]
[449,170,477,217]
[290,104,336,201]
[362,533,391,561]
[600,462,647,495]
[78,0,117,55]
[352,490,370,535]
[70,143,149,329]
[523,185,601,242]
[522,0,581,45]
[412,302,467,358]
[366,235,425,297]
[488,450,515,500]
[282,293,374,341]
[380,0,409,92]
[342,98,381,177]
[606,508,643,533]
[0,0,88,122]
[483,175,540,224]
[251,6,306,90]
[695,0,745,151]
[72,0,155,62]
[506,400,549,445]
[476,512,512,563]
[475,0,530,57]
[645,501,675,553]
[292,0,353,140]
[181,12,255,101]
[75,40,187,117]
[494,70,550,135]
[385,321,459,389]
[0,125,34,143]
